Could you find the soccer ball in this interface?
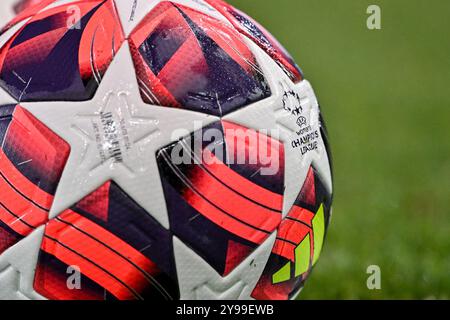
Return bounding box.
[0,0,332,300]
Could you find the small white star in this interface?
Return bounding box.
[21,43,219,228]
[0,227,46,300]
[173,233,276,300]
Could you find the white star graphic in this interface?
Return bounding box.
[223,40,333,218]
[21,43,219,228]
[71,90,159,174]
[0,227,46,300]
[174,233,276,300]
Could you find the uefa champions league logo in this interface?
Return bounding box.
[297,116,308,128]
[282,89,302,116]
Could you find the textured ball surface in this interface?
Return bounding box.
[0,0,332,300]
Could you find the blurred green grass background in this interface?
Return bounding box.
[229,0,450,299]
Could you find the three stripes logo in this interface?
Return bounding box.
[272,204,326,284]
